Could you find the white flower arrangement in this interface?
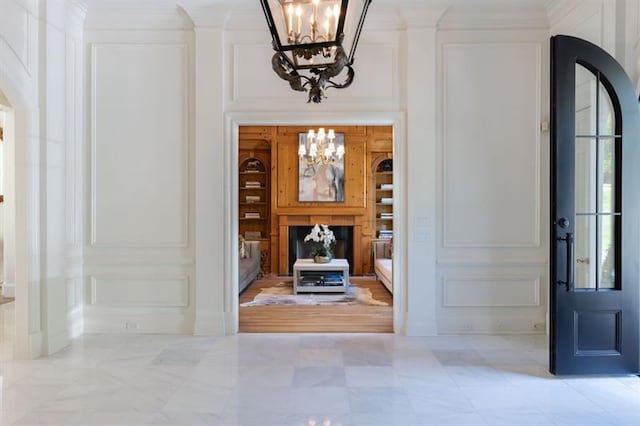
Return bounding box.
[304,224,336,257]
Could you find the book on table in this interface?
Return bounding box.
[299,273,345,286]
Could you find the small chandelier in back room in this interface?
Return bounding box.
[299,128,344,165]
[259,0,372,103]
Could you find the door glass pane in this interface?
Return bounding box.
[575,64,597,136]
[574,214,596,289]
[599,215,616,289]
[575,138,597,214]
[573,65,619,291]
[599,83,615,135]
[598,138,616,213]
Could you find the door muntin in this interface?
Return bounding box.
[573,63,621,291]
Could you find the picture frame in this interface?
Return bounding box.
[298,132,345,202]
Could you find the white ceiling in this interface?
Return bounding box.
[85,0,550,7]
[84,0,556,30]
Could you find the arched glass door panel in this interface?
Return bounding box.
[573,64,618,290]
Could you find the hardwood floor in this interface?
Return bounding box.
[239,275,393,333]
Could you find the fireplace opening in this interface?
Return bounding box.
[288,226,354,275]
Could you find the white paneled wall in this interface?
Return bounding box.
[437,30,549,334]
[225,29,401,111]
[0,0,32,73]
[548,0,616,54]
[442,42,541,248]
[84,27,194,333]
[73,1,632,338]
[90,43,188,247]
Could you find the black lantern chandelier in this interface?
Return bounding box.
[259,0,372,103]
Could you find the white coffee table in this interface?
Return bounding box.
[292,258,350,294]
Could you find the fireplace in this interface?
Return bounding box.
[277,214,363,275]
[288,226,354,275]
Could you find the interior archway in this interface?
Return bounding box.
[0,77,37,359]
[0,89,16,359]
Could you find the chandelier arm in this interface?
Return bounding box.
[305,65,354,103]
[303,45,353,103]
[313,45,350,83]
[271,51,309,92]
[323,65,354,89]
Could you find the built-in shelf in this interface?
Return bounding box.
[239,155,271,273]
[373,157,393,241]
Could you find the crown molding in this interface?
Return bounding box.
[397,5,450,28]
[439,4,550,29]
[178,1,232,27]
[82,0,555,31]
[84,3,194,30]
[544,0,581,27]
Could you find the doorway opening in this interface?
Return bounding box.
[0,89,16,360]
[236,125,394,333]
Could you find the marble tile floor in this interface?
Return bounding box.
[0,304,639,425]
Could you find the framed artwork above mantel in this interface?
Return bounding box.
[298,132,345,203]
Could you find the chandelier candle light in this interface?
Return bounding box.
[299,128,344,165]
[259,0,372,103]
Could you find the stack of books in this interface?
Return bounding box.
[299,274,344,287]
[380,212,393,220]
[244,231,262,239]
[245,195,261,203]
[245,181,261,188]
[244,212,260,219]
[378,230,393,239]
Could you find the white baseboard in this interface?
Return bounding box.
[29,330,43,359]
[45,328,70,355]
[194,311,227,336]
[438,315,546,334]
[404,319,438,336]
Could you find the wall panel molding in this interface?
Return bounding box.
[89,275,189,307]
[226,30,401,111]
[442,274,541,307]
[90,42,189,248]
[66,277,83,313]
[441,41,542,249]
[437,256,548,267]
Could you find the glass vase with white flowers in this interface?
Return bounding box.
[304,224,336,263]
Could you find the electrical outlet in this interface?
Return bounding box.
[461,323,473,332]
[125,322,139,329]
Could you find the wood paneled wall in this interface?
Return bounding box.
[239,125,392,275]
